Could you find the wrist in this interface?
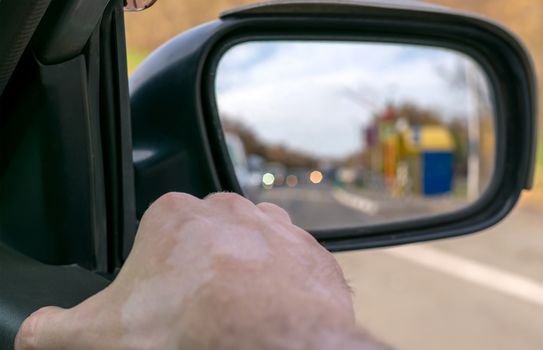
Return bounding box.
[305,321,390,350]
[176,270,378,350]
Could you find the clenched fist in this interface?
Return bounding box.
[16,192,388,350]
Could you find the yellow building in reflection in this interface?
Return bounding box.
[364,107,456,197]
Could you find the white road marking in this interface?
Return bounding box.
[260,188,331,203]
[332,188,379,216]
[386,245,543,308]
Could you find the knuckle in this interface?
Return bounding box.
[291,224,317,242]
[153,192,196,209]
[140,192,199,229]
[274,206,289,218]
[205,192,250,206]
[258,202,290,218]
[257,201,280,210]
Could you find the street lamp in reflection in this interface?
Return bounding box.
[262,172,275,189]
[286,175,298,187]
[309,171,323,184]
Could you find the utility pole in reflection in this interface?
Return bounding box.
[465,60,480,201]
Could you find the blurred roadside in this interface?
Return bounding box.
[521,139,543,209]
[124,0,543,202]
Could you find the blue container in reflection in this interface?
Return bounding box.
[422,152,453,195]
[398,126,455,196]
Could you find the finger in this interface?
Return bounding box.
[134,192,205,244]
[204,192,256,213]
[257,202,292,223]
[149,192,201,213]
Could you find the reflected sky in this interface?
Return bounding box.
[215,41,490,158]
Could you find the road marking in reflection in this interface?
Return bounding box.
[261,189,330,203]
[386,245,543,308]
[332,189,379,215]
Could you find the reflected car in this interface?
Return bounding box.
[224,133,261,194]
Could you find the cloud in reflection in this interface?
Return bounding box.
[215,41,491,158]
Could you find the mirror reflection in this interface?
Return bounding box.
[215,41,496,230]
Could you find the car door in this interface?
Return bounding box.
[0,0,135,347]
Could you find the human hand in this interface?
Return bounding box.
[15,192,387,350]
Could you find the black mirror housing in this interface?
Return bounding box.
[129,0,538,252]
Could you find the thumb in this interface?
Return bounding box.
[15,306,69,350]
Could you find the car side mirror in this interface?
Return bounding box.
[129,0,537,251]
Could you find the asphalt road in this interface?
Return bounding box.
[253,184,465,230]
[253,187,543,349]
[336,203,543,350]
[255,186,376,230]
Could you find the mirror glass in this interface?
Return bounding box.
[215,41,496,231]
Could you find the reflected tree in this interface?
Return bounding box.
[222,117,319,169]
